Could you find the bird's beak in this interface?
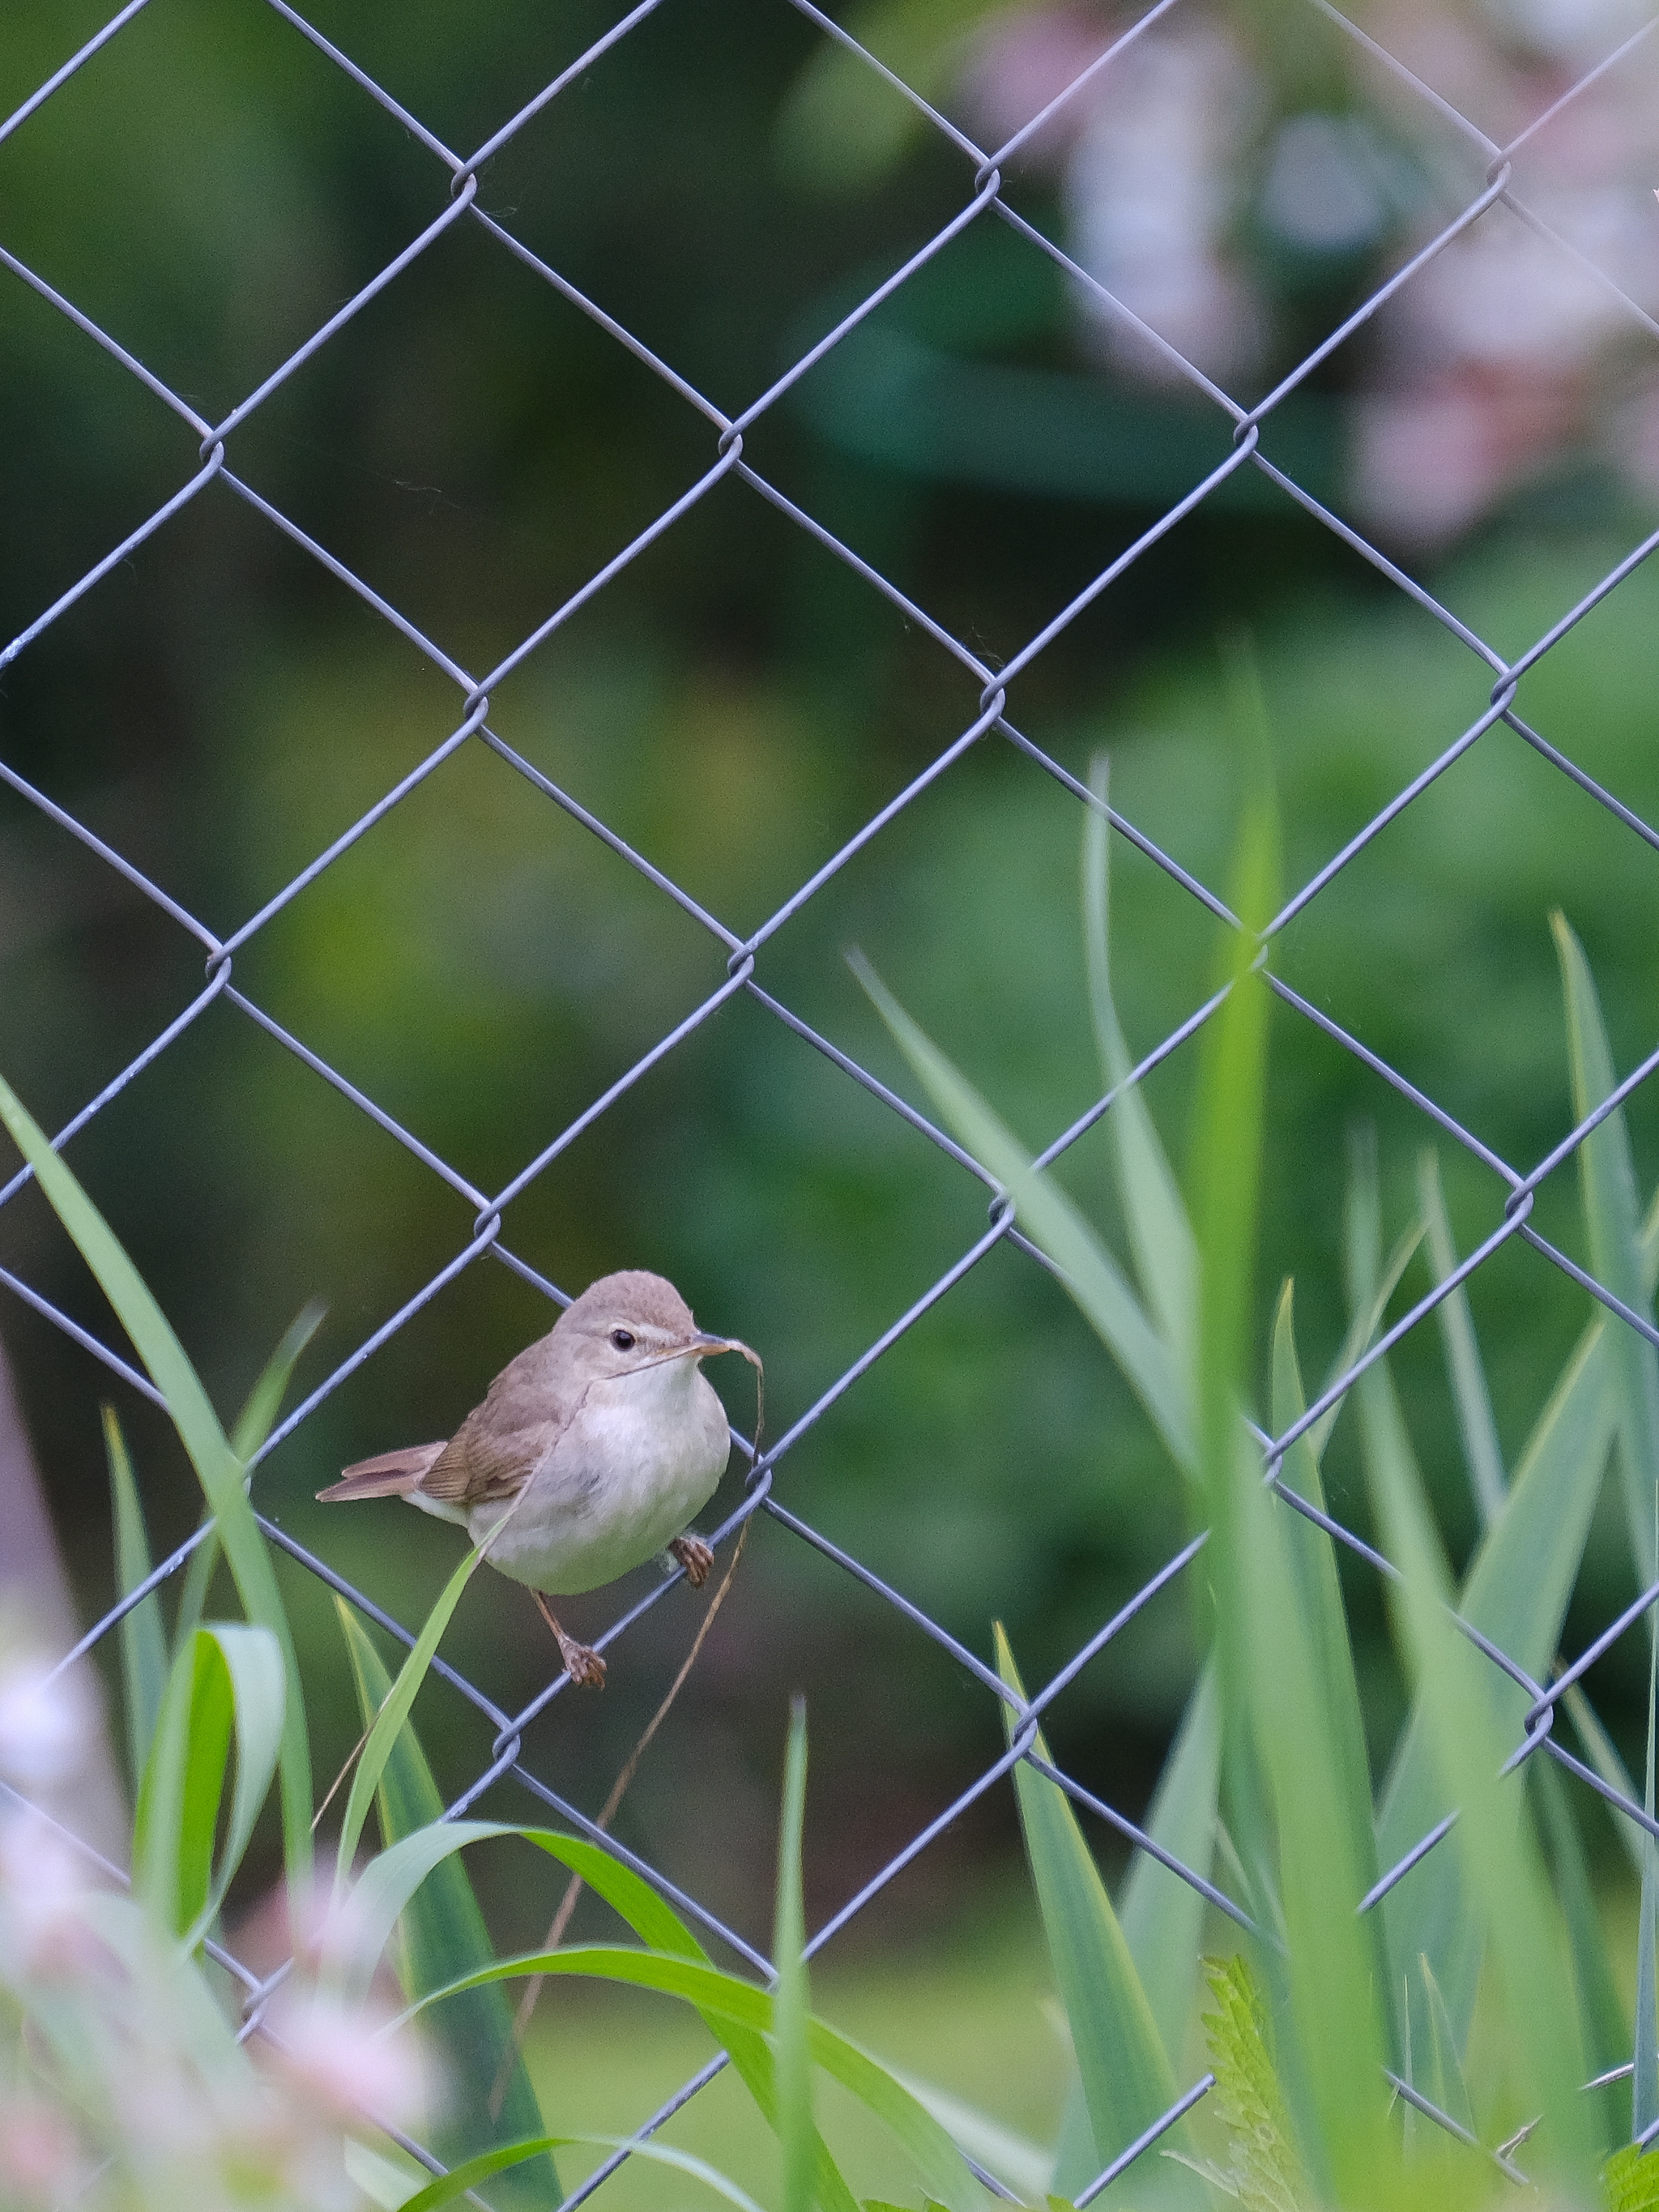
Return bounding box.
[692,1332,753,1360]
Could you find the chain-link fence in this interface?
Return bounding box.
[4,0,1659,2201]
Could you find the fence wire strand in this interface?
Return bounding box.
[3,0,1659,2200]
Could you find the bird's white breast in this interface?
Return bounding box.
[467,1355,731,1594]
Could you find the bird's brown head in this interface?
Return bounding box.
[556,1269,748,1377]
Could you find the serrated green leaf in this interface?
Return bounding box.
[1200,1955,1307,2212]
[1606,2140,1659,2212]
[103,1405,168,1794]
[0,1069,313,1883]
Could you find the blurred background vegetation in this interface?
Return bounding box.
[2,0,1659,2092]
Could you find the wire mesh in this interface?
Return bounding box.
[3,0,1659,2200]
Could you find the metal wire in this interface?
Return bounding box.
[3,0,1659,2200]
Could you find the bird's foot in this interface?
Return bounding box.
[559,1636,607,1689]
[669,1534,714,1587]
[535,1593,607,1689]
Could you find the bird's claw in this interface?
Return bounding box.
[669,1534,714,1587]
[559,1636,607,1689]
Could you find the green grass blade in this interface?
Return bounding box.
[229,1298,326,1463]
[339,1811,859,2212]
[1044,1663,1222,2197]
[132,1622,282,1948]
[995,1629,1192,2206]
[103,1404,168,1793]
[394,1947,988,2212]
[1361,1357,1594,2188]
[1418,1955,1473,2137]
[175,1300,329,1662]
[1308,1215,1424,1467]
[1377,1296,1620,2048]
[1120,1661,1221,2079]
[335,1607,555,2210]
[0,1069,313,1884]
[173,1292,334,1663]
[1555,912,1659,1591]
[1530,1756,1625,2147]
[1269,1283,1381,1932]
[1083,753,1196,1386]
[189,1621,284,1949]
[1639,1627,1659,2140]
[134,1627,232,1938]
[396,2132,772,2212]
[1417,1150,1507,1527]
[1566,1684,1644,1878]
[853,956,1192,1471]
[775,1701,813,2212]
[1191,758,1393,2203]
[332,1540,486,1893]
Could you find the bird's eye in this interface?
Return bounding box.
[609,1328,636,1352]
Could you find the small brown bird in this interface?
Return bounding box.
[317,1270,756,1687]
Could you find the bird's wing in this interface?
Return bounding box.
[417,1350,582,1507]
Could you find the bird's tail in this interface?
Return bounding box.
[316,1443,446,1502]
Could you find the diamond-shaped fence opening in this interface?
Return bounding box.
[5,0,1659,2202]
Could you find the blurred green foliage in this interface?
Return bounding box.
[2,0,1657,1952]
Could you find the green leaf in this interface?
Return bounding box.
[332,1538,487,1893]
[995,1628,1188,2205]
[103,1405,168,1793]
[0,1068,313,1884]
[335,1608,555,2210]
[1084,752,1196,1389]
[1555,912,1659,1591]
[853,956,1191,1471]
[1417,1150,1507,1527]
[395,1946,987,2212]
[775,1701,812,2212]
[1359,1347,1595,2189]
[133,1622,284,1949]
